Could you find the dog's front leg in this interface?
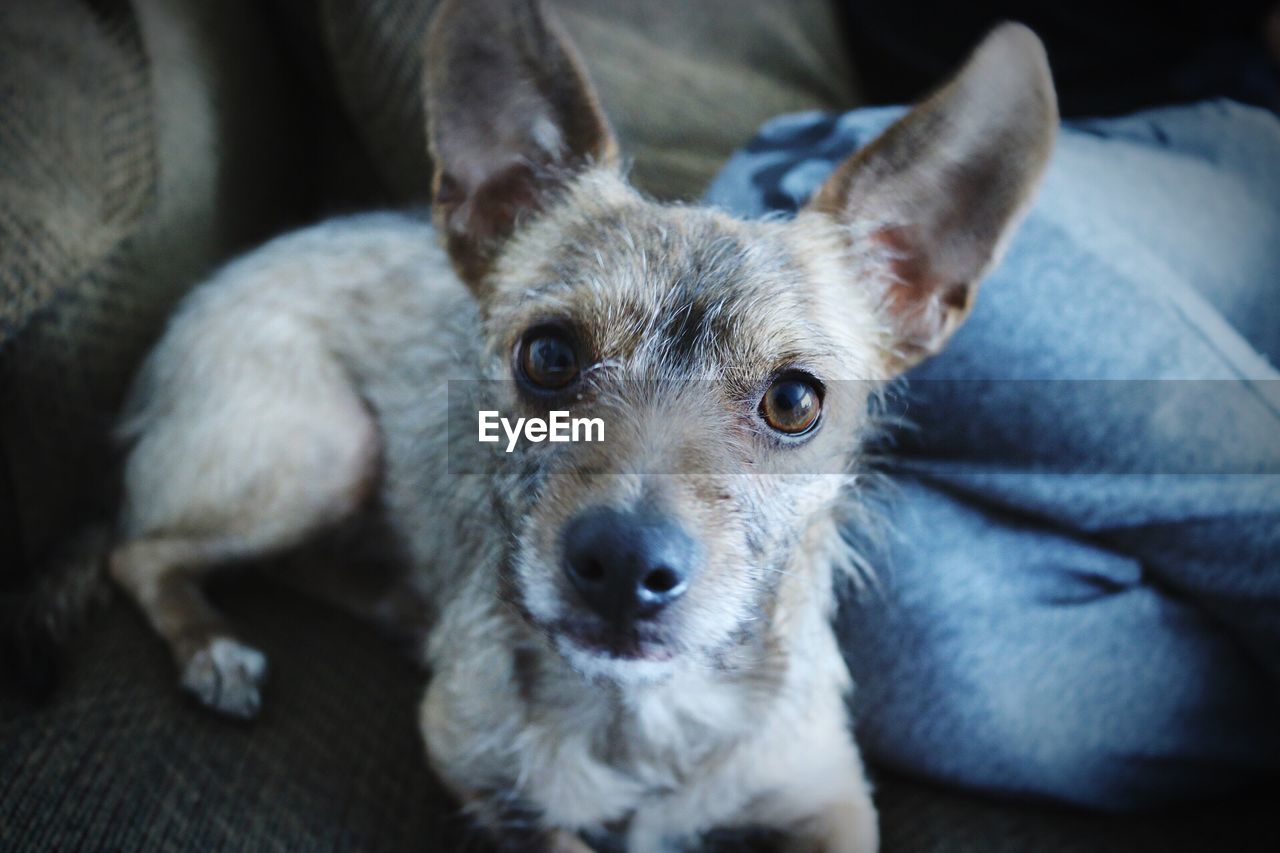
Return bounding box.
[782,786,878,853]
[421,670,602,852]
[767,736,878,853]
[737,693,879,853]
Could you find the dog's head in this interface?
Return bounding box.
[426,0,1056,681]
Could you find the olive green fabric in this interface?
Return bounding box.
[0,583,455,853]
[3,580,1275,852]
[0,0,154,343]
[0,0,313,559]
[319,0,860,202]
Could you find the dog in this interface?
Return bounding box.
[93,1,1057,849]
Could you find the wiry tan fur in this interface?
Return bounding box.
[100,1,1057,849]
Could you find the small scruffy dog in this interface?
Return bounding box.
[98,0,1056,849]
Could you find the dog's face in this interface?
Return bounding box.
[426,0,1056,679]
[480,183,886,677]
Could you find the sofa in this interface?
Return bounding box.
[2,1,1275,849]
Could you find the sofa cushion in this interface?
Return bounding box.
[0,0,155,343]
[318,0,860,202]
[2,0,315,564]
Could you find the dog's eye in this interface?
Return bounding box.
[760,374,822,436]
[518,327,580,390]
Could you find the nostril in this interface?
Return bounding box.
[577,558,605,583]
[641,566,682,596]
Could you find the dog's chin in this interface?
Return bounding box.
[548,619,685,684]
[554,636,682,684]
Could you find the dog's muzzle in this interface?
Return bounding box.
[561,507,698,631]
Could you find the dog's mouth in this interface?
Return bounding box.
[549,616,680,663]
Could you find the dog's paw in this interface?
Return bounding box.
[180,637,268,719]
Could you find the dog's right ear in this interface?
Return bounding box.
[425,0,618,288]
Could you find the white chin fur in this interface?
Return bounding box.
[554,636,680,685]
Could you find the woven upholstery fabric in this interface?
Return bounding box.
[0,582,461,853]
[318,0,860,202]
[875,769,1277,852]
[0,248,158,553]
[1,0,314,561]
[0,0,155,342]
[3,579,1276,852]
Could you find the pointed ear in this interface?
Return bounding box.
[424,0,618,288]
[804,23,1058,374]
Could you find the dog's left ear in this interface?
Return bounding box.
[425,0,618,288]
[802,23,1058,374]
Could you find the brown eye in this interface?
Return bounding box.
[519,327,580,390]
[760,374,822,436]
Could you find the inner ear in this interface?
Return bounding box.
[873,224,978,357]
[433,161,551,282]
[425,0,618,288]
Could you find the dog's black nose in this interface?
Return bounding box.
[562,508,696,624]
